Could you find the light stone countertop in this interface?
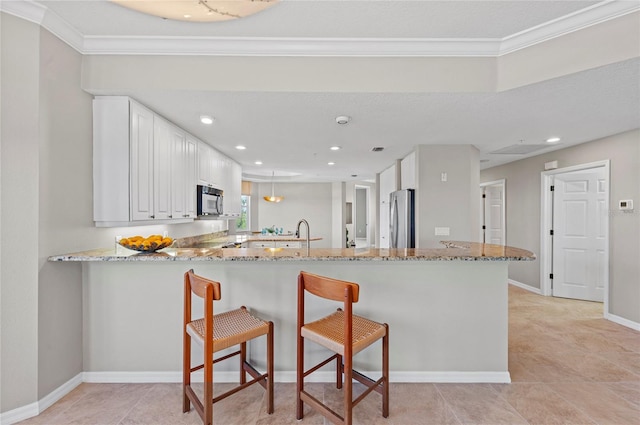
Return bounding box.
[48,241,535,262]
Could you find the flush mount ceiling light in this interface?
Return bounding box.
[264,171,284,203]
[111,0,279,22]
[235,145,246,150]
[546,137,561,143]
[330,146,341,151]
[328,162,335,166]
[200,115,214,125]
[335,116,351,125]
[254,160,263,165]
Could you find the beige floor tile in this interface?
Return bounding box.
[435,383,528,425]
[39,383,153,425]
[491,382,596,424]
[255,382,324,425]
[604,382,640,409]
[548,382,640,425]
[16,286,640,425]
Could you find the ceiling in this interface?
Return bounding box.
[4,0,640,182]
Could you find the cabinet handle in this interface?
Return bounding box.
[150,215,155,219]
[168,215,172,218]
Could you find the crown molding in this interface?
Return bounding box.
[2,0,638,57]
[82,36,501,57]
[500,0,640,55]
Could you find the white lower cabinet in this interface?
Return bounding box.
[249,241,305,248]
[249,241,275,248]
[276,241,303,248]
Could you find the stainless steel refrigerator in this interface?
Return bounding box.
[389,189,415,248]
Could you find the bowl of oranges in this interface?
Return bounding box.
[118,235,173,253]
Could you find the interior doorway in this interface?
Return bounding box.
[354,186,370,248]
[480,179,506,245]
[540,161,609,310]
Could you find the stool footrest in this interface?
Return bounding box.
[212,372,268,404]
[303,354,339,378]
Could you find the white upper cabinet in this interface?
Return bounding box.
[152,116,174,220]
[183,136,198,219]
[224,160,242,216]
[129,101,155,221]
[93,96,196,227]
[401,151,416,190]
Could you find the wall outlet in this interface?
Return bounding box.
[435,227,450,236]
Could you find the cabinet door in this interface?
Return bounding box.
[130,102,155,221]
[225,160,242,215]
[250,241,275,248]
[184,136,198,218]
[275,241,301,248]
[210,148,223,188]
[197,141,212,186]
[170,125,187,219]
[401,151,416,190]
[153,117,173,219]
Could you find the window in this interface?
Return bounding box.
[236,195,250,230]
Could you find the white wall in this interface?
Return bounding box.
[255,182,333,248]
[481,130,640,323]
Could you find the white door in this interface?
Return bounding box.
[481,181,505,245]
[552,168,607,302]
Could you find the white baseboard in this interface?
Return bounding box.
[605,312,640,331]
[0,401,38,425]
[508,279,542,295]
[0,373,82,425]
[1,369,510,424]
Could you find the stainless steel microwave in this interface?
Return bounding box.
[196,185,223,216]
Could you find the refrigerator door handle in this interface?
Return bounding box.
[390,196,398,248]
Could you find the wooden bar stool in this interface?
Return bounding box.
[183,269,274,425]
[296,271,389,425]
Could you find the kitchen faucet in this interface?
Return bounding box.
[296,219,310,251]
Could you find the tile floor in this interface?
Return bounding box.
[18,285,640,425]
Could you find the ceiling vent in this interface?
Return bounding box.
[489,144,550,155]
[371,147,385,152]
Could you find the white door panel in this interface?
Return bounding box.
[552,168,607,302]
[481,181,505,246]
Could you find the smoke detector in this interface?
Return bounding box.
[335,116,351,125]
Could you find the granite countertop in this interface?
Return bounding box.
[48,241,536,262]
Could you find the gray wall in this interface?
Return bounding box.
[415,145,481,248]
[1,13,41,412]
[481,130,640,323]
[0,13,232,414]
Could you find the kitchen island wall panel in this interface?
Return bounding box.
[81,259,509,381]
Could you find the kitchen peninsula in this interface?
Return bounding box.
[50,242,534,383]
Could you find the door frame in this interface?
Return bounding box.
[540,160,610,309]
[480,179,506,245]
[354,185,370,247]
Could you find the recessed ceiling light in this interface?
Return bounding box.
[330,146,341,151]
[335,116,350,125]
[200,115,214,125]
[236,145,246,150]
[183,14,191,19]
[254,161,263,165]
[328,162,335,166]
[546,137,561,143]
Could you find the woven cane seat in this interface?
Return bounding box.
[302,310,387,356]
[187,308,270,353]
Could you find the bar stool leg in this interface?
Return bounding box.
[267,321,274,414]
[240,341,247,385]
[383,324,389,418]
[336,354,343,389]
[296,333,304,420]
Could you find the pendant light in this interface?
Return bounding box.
[264,171,284,203]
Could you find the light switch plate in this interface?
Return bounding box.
[435,227,450,236]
